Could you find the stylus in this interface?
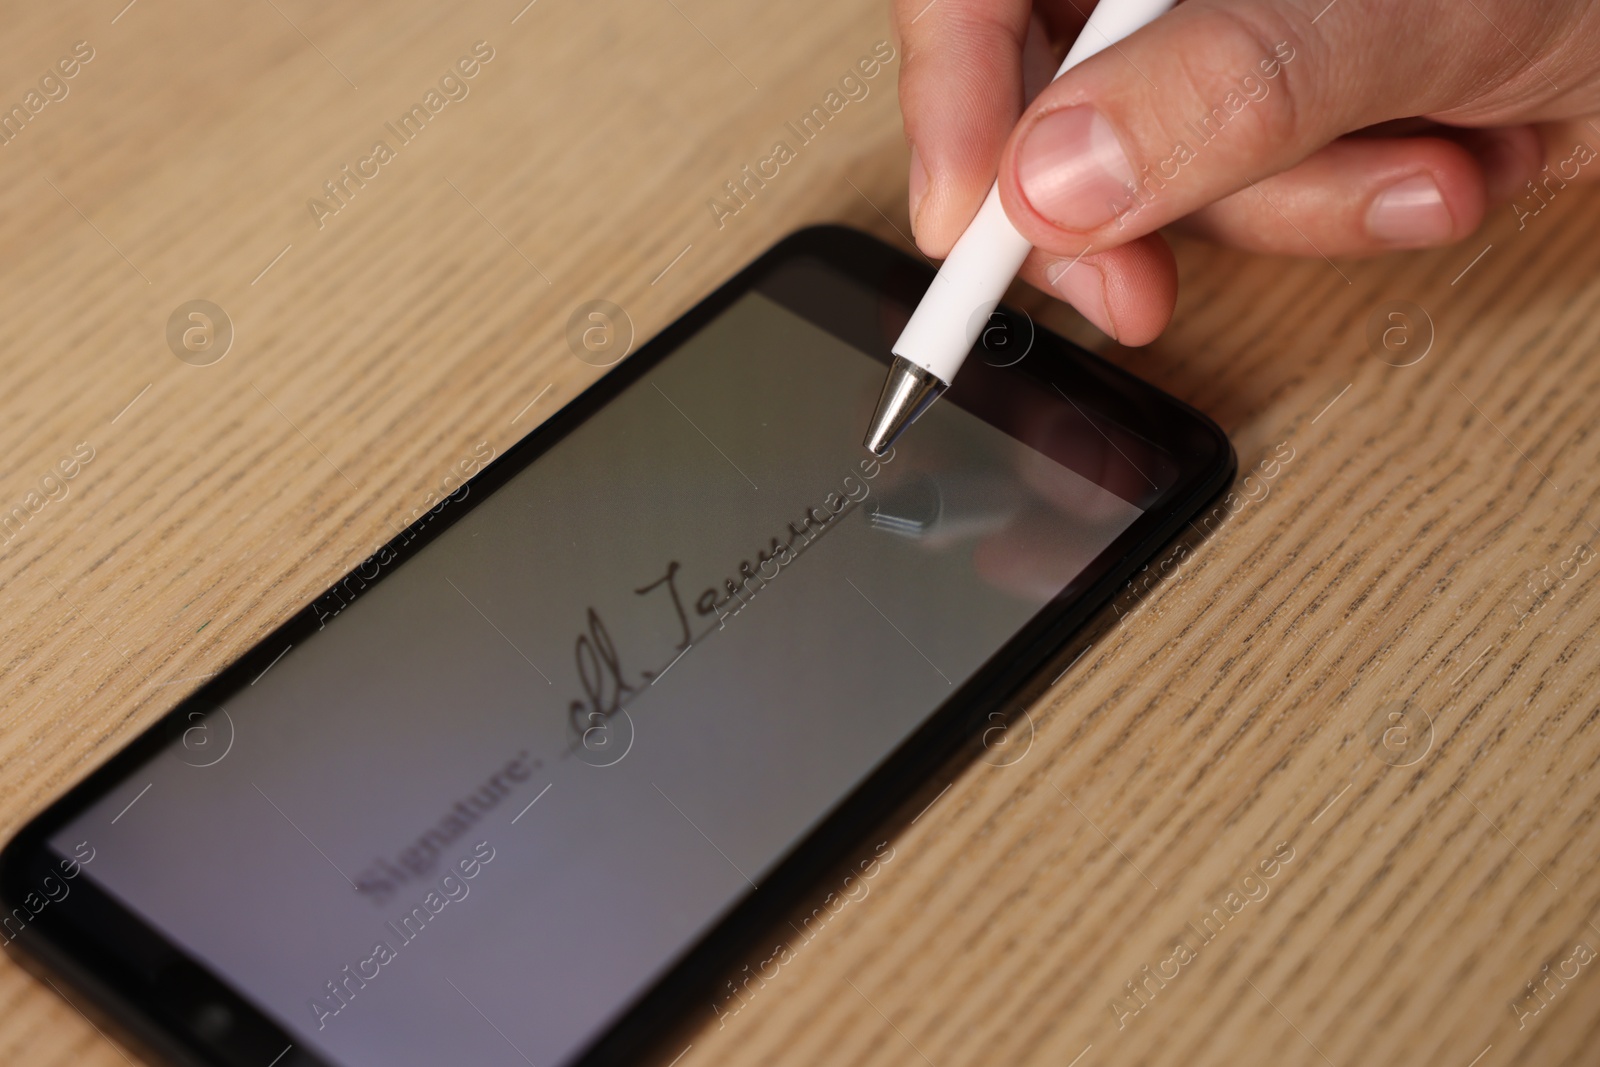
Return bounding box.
[863,0,1176,456]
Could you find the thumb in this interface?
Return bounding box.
[994,0,1518,252]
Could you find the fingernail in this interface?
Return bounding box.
[908,146,928,237]
[1017,106,1136,232]
[1366,174,1453,247]
[1047,258,1115,339]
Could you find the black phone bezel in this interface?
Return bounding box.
[0,225,1235,1067]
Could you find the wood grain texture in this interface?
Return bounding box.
[3,2,1600,1066]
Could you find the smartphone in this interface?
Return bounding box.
[0,226,1233,1067]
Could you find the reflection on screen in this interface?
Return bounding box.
[56,292,1142,1067]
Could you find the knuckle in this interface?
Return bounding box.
[1154,5,1320,165]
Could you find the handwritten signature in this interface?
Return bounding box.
[564,452,896,741]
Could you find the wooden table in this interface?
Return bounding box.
[4,2,1600,1064]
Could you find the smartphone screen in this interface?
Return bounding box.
[13,229,1229,1067]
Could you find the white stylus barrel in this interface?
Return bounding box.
[888,0,1176,383]
[891,186,1030,383]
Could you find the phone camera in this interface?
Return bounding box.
[191,1002,232,1040]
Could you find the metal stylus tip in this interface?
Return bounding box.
[863,356,947,456]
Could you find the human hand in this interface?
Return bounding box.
[896,0,1600,343]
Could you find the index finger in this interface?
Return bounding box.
[894,0,1038,256]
